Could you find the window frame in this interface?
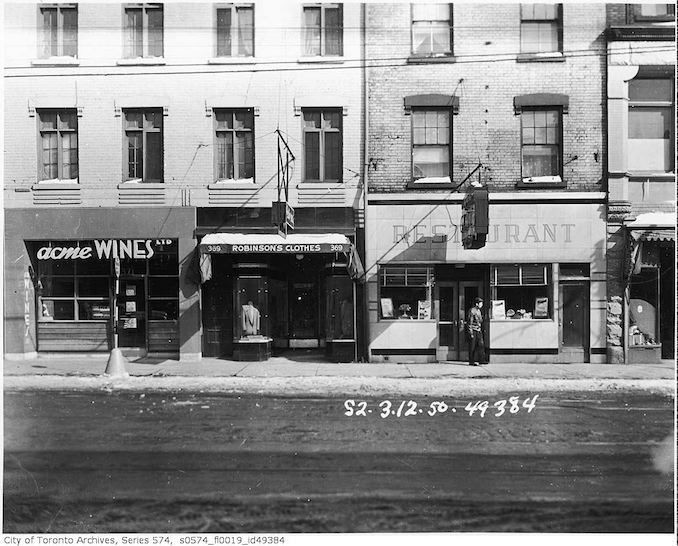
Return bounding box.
[39,4,78,58]
[410,3,453,57]
[519,106,563,185]
[37,109,79,182]
[213,108,255,182]
[519,3,563,55]
[302,108,343,183]
[410,107,452,185]
[627,77,675,174]
[216,3,255,57]
[123,108,164,183]
[629,3,675,23]
[302,3,344,57]
[490,264,552,320]
[378,265,435,321]
[123,3,164,59]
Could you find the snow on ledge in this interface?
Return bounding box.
[412,176,451,184]
[627,212,676,228]
[522,175,562,184]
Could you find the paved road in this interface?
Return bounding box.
[4,390,674,533]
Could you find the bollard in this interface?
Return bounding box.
[104,348,130,378]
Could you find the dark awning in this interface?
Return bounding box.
[629,228,675,242]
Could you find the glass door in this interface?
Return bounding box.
[117,277,146,348]
[435,281,458,360]
[289,282,318,339]
[458,281,482,362]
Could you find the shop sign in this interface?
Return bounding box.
[36,239,172,261]
[204,243,351,254]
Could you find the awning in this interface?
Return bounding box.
[630,228,675,242]
[627,211,676,243]
[199,233,364,281]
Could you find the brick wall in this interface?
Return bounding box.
[4,3,364,208]
[606,4,628,26]
[366,3,607,194]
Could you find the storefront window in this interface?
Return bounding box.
[379,266,434,320]
[490,264,551,319]
[325,275,353,339]
[235,276,269,337]
[147,242,179,321]
[629,268,659,346]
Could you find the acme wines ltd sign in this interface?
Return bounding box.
[36,239,172,260]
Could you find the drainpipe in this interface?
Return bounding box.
[361,2,370,362]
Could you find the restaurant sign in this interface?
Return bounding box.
[36,239,172,260]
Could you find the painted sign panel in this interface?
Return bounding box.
[36,239,174,260]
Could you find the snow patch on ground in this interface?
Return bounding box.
[3,375,674,397]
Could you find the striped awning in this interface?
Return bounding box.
[630,228,675,242]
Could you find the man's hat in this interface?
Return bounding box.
[474,297,483,304]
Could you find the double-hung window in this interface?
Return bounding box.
[216,4,254,57]
[490,264,551,320]
[412,109,450,182]
[303,109,342,182]
[38,109,78,181]
[39,5,77,58]
[520,4,562,54]
[214,109,254,181]
[124,4,163,58]
[628,78,674,173]
[124,109,163,183]
[521,108,561,182]
[379,266,434,320]
[411,4,452,57]
[302,4,343,57]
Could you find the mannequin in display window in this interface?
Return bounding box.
[241,300,260,336]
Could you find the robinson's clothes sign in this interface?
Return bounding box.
[36,239,173,260]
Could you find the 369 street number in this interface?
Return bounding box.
[344,395,539,418]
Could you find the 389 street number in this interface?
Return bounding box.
[344,395,539,418]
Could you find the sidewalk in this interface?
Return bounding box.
[3,353,675,396]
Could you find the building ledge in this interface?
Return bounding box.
[606,25,676,41]
[406,54,456,64]
[516,52,565,63]
[31,57,80,67]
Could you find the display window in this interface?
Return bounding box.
[325,275,353,339]
[629,267,659,346]
[490,264,551,320]
[379,266,434,320]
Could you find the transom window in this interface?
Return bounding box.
[38,109,78,181]
[217,4,254,57]
[124,4,163,58]
[520,4,562,54]
[39,5,77,58]
[628,78,674,173]
[521,108,561,182]
[412,109,450,181]
[379,266,434,320]
[214,109,254,181]
[124,109,163,182]
[303,109,342,182]
[411,4,452,56]
[302,4,343,56]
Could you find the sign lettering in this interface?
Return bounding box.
[393,223,576,245]
[36,239,164,260]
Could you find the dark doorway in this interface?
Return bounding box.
[117,277,146,348]
[560,281,589,361]
[289,282,318,339]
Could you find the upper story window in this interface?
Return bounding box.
[521,109,562,183]
[302,4,343,57]
[302,109,342,182]
[630,4,675,22]
[628,78,674,173]
[411,4,452,57]
[124,109,163,183]
[39,5,77,58]
[38,109,78,181]
[214,109,254,181]
[412,109,450,182]
[216,4,254,57]
[124,4,163,58]
[520,4,562,54]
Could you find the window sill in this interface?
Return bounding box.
[516,52,565,63]
[407,177,453,190]
[516,177,566,189]
[406,54,456,64]
[208,180,256,189]
[117,58,166,66]
[627,171,675,180]
[208,57,255,65]
[31,57,79,67]
[379,319,437,323]
[299,180,343,185]
[33,179,79,189]
[297,56,344,64]
[118,181,165,188]
[490,318,554,322]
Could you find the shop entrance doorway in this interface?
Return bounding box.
[117,277,146,349]
[289,282,318,346]
[436,280,483,361]
[559,281,589,362]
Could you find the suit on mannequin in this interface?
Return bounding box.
[242,301,260,336]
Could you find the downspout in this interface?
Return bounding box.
[360,2,370,362]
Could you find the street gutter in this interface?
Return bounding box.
[3,375,674,397]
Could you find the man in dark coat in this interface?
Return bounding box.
[466,297,487,366]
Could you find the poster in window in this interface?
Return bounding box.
[491,300,506,320]
[125,301,136,313]
[380,298,394,319]
[123,317,137,329]
[125,285,136,297]
[91,305,111,320]
[534,297,549,318]
[418,299,431,320]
